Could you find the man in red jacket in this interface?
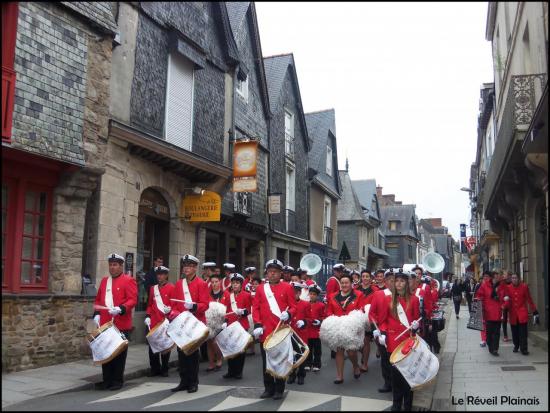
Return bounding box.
[93,253,138,390]
[475,271,507,356]
[144,266,174,377]
[252,259,297,400]
[505,273,539,355]
[168,254,210,393]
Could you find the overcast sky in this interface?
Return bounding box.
[256,2,494,241]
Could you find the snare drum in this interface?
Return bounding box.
[390,335,439,390]
[263,326,309,379]
[146,319,176,354]
[87,321,129,365]
[215,321,253,359]
[166,311,209,355]
[431,311,445,332]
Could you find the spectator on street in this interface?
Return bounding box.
[144,256,163,303]
[451,277,463,319]
[500,270,512,342]
[463,277,475,313]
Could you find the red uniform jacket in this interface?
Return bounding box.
[291,298,310,342]
[325,276,340,298]
[305,279,315,286]
[307,301,326,339]
[475,279,506,321]
[369,288,392,330]
[222,277,232,292]
[376,295,420,353]
[223,289,253,330]
[355,285,376,305]
[414,283,433,319]
[431,288,439,311]
[326,290,365,317]
[505,283,537,325]
[94,273,137,331]
[146,282,175,327]
[252,281,297,343]
[210,289,225,304]
[171,275,210,323]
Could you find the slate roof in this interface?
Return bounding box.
[380,204,418,239]
[306,109,340,196]
[337,170,366,221]
[263,54,293,113]
[226,1,250,38]
[60,2,118,35]
[351,179,380,221]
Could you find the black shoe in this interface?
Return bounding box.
[334,379,344,384]
[513,347,519,353]
[234,374,243,379]
[490,351,499,356]
[297,376,304,385]
[109,383,123,391]
[187,385,198,393]
[378,385,392,393]
[160,371,169,377]
[223,373,233,379]
[521,351,529,355]
[391,404,402,411]
[287,375,296,384]
[260,390,274,399]
[273,392,284,400]
[97,382,112,390]
[171,383,187,392]
[147,370,161,377]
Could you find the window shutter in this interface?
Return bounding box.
[165,53,194,151]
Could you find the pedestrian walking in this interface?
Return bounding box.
[252,259,297,400]
[500,270,512,342]
[168,254,210,393]
[474,270,507,356]
[504,273,539,355]
[451,278,463,319]
[464,277,475,313]
[93,253,138,390]
[222,273,252,379]
[474,271,490,347]
[374,270,420,411]
[144,266,174,377]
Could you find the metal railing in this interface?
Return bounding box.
[233,192,252,216]
[323,226,333,246]
[286,209,296,233]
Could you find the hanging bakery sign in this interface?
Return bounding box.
[233,140,258,193]
[181,191,221,222]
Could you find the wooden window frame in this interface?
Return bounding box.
[2,2,19,142]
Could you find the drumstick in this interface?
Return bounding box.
[94,305,111,311]
[170,298,197,304]
[394,317,423,341]
[273,306,290,331]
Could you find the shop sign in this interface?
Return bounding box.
[181,191,221,222]
[268,194,281,214]
[233,140,258,192]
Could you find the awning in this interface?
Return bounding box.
[368,245,389,257]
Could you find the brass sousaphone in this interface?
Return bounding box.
[300,253,322,276]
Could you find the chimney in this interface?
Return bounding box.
[428,218,442,227]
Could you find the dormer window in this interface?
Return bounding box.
[236,76,248,103]
[389,220,399,231]
[326,145,333,176]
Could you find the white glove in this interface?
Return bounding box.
[296,320,305,329]
[378,334,387,347]
[184,301,194,310]
[93,314,100,327]
[411,320,420,330]
[235,308,245,316]
[253,327,264,339]
[108,306,122,315]
[503,296,510,301]
[221,322,227,330]
[163,305,172,314]
[533,315,539,325]
[280,311,290,321]
[313,319,321,326]
[373,329,381,339]
[144,317,151,328]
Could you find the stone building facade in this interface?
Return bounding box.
[2,1,117,371]
[264,53,310,267]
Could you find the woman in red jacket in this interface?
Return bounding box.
[505,273,538,355]
[326,273,364,384]
[374,270,420,412]
[474,271,507,356]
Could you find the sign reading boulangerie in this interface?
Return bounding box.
[233,140,258,192]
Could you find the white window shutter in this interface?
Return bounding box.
[165,53,194,151]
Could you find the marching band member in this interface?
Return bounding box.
[326,263,345,298]
[371,269,387,292]
[299,268,315,286]
[326,273,365,384]
[410,267,433,346]
[505,273,539,355]
[144,266,174,377]
[369,269,395,393]
[375,270,420,411]
[287,281,310,385]
[356,269,376,372]
[282,265,294,283]
[222,273,252,379]
[500,270,513,342]
[206,272,224,372]
[243,267,257,289]
[201,262,217,283]
[168,255,210,393]
[351,270,361,288]
[93,254,138,390]
[252,259,297,400]
[222,263,236,292]
[474,271,491,347]
[474,270,507,356]
[306,284,325,372]
[424,275,441,353]
[245,275,262,356]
